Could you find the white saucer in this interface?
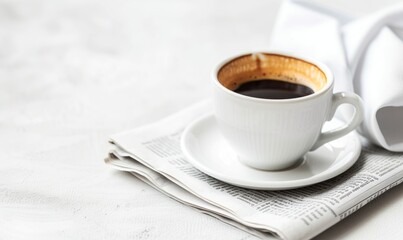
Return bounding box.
[180,114,361,190]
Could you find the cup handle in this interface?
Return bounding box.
[310,92,364,151]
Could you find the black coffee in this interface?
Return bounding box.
[234,79,314,99]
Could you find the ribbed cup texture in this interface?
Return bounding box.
[214,85,332,170]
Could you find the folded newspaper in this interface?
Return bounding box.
[105,100,403,240]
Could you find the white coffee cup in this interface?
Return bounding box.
[212,52,364,171]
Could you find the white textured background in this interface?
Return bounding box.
[1,0,403,239]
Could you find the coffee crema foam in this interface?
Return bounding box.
[217,53,327,92]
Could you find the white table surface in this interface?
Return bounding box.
[1,0,403,239]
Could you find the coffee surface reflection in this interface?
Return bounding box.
[234,79,314,99]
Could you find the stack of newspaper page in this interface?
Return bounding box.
[105,100,403,240]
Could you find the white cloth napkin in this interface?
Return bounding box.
[270,0,403,152]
